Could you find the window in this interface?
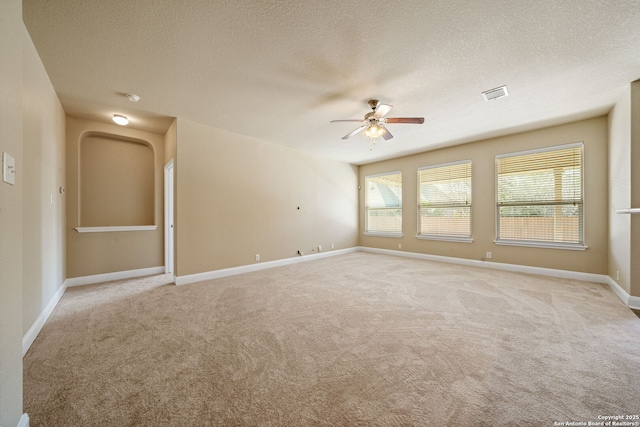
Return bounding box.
[365,171,402,237]
[418,160,472,241]
[496,143,584,249]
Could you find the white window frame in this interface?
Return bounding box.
[417,160,473,243]
[495,142,586,250]
[364,171,403,238]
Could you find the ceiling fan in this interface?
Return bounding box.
[331,99,424,141]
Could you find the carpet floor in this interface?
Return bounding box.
[24,252,640,426]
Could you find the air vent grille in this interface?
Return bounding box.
[482,85,509,101]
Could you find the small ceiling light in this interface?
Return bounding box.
[112,114,129,125]
[363,123,385,138]
[126,93,140,102]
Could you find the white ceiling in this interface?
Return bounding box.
[23,0,640,165]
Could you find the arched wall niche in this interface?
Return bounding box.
[79,131,156,227]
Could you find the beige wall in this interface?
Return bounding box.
[0,1,25,424]
[66,117,165,278]
[80,134,155,226]
[609,86,631,294]
[175,118,358,277]
[608,80,640,298]
[360,117,609,275]
[630,81,640,297]
[22,23,67,336]
[164,119,177,164]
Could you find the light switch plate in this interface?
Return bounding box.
[3,152,16,185]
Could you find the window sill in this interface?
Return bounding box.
[616,208,640,214]
[364,232,403,238]
[417,235,473,243]
[76,225,158,233]
[494,239,587,251]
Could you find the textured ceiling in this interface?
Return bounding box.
[22,0,640,165]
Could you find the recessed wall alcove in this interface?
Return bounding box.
[79,132,155,227]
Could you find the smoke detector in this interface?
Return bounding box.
[482,85,508,101]
[126,93,140,102]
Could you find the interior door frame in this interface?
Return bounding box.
[164,159,175,276]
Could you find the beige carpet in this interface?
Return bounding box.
[24,252,640,426]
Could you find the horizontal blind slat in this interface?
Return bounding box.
[365,172,402,234]
[418,160,472,238]
[496,144,583,245]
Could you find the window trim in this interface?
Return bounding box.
[364,170,403,238]
[417,159,472,242]
[364,231,404,238]
[495,142,586,250]
[493,239,587,251]
[416,235,473,243]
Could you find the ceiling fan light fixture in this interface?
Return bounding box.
[363,124,385,138]
[331,99,423,145]
[112,114,129,125]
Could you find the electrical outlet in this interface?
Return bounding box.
[318,245,322,252]
[255,254,260,261]
[486,252,492,259]
[616,270,620,281]
[331,243,334,249]
[398,243,402,249]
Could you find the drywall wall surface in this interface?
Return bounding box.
[175,118,358,277]
[164,118,177,165]
[80,133,155,226]
[22,23,67,335]
[66,117,165,278]
[0,0,24,425]
[630,80,640,298]
[608,86,631,295]
[359,117,609,275]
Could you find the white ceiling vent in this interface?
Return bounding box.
[482,85,509,101]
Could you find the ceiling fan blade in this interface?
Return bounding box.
[385,117,425,124]
[330,119,365,123]
[342,125,368,140]
[381,125,393,140]
[374,104,393,119]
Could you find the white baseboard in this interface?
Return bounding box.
[360,246,609,283]
[605,276,640,310]
[175,248,358,286]
[18,413,29,427]
[65,266,165,288]
[359,247,640,309]
[176,246,640,310]
[176,245,609,287]
[23,266,166,356]
[23,283,67,357]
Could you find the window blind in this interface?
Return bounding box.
[496,143,583,246]
[365,171,402,235]
[418,160,472,239]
